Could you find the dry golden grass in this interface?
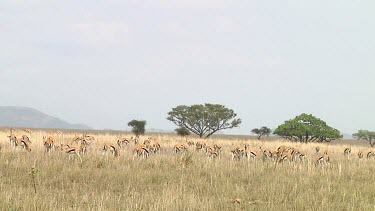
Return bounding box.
[0,129,375,211]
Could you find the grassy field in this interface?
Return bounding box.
[0,129,375,211]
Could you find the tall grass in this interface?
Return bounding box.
[0,130,374,210]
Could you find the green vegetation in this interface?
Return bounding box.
[175,127,190,137]
[127,120,146,137]
[273,113,342,142]
[251,126,271,140]
[167,103,241,138]
[353,130,375,147]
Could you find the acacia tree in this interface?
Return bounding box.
[167,103,241,138]
[127,120,146,137]
[353,130,375,147]
[175,127,191,137]
[273,113,342,142]
[251,126,271,140]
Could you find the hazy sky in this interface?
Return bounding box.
[1,1,374,134]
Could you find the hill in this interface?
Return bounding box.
[0,106,91,129]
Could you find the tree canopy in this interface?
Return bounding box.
[353,130,375,147]
[167,103,241,138]
[127,120,146,137]
[251,126,271,140]
[273,113,342,142]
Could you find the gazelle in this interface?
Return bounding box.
[22,135,31,144]
[64,146,82,162]
[207,147,219,158]
[187,141,195,147]
[358,150,363,159]
[16,137,31,152]
[43,136,55,154]
[196,141,206,151]
[245,148,258,160]
[367,151,375,159]
[133,145,149,159]
[344,148,351,155]
[213,144,223,155]
[117,138,129,148]
[316,150,330,165]
[8,135,17,149]
[103,143,119,157]
[278,153,293,163]
[174,143,187,153]
[151,141,161,153]
[230,146,244,160]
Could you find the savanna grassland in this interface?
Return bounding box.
[0,129,375,211]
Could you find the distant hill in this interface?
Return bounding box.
[0,106,91,129]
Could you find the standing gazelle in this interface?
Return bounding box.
[358,150,364,159]
[43,136,55,154]
[316,150,330,165]
[344,148,351,155]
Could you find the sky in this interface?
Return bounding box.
[1,0,374,135]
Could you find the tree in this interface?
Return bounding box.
[175,127,190,137]
[167,103,241,138]
[273,113,342,142]
[353,130,375,147]
[251,126,271,140]
[127,120,146,137]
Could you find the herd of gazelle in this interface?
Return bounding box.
[3,129,375,164]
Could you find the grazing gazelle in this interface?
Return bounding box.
[245,147,260,161]
[133,145,149,159]
[102,143,119,157]
[278,153,293,163]
[151,141,161,153]
[173,143,187,153]
[64,146,83,162]
[117,138,129,148]
[16,137,31,152]
[367,151,375,159]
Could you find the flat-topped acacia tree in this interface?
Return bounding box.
[273,113,342,142]
[353,130,375,147]
[167,103,241,138]
[128,120,146,137]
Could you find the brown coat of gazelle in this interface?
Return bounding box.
[43,136,55,154]
[103,143,119,157]
[133,145,149,159]
[316,150,330,165]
